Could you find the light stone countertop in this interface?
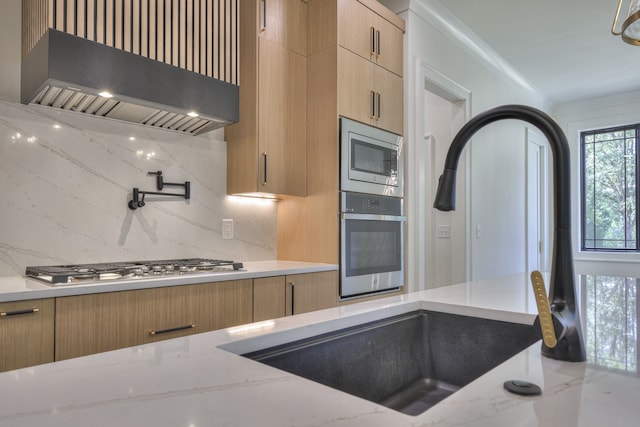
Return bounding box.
[0,273,638,426]
[0,260,338,302]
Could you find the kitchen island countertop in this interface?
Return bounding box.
[0,260,338,302]
[0,273,638,426]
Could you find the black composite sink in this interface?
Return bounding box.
[243,310,540,416]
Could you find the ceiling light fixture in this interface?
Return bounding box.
[612,0,640,45]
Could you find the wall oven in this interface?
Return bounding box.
[340,192,405,299]
[340,117,403,197]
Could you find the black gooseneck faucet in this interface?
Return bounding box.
[433,104,586,362]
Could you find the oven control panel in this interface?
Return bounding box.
[340,192,402,215]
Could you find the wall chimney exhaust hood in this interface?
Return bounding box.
[21,1,239,135]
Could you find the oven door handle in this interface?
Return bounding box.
[341,213,406,222]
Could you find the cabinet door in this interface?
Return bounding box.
[253,276,286,321]
[338,0,403,77]
[338,47,375,126]
[0,299,54,372]
[195,280,253,330]
[287,271,338,316]
[258,37,307,196]
[262,0,307,56]
[226,0,307,197]
[373,13,403,76]
[375,65,403,135]
[337,0,374,60]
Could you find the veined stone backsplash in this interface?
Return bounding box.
[0,101,277,277]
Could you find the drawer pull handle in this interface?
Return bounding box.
[0,308,39,317]
[149,324,196,336]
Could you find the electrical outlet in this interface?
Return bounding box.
[222,219,234,240]
[437,225,450,239]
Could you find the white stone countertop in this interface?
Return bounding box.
[0,260,338,302]
[0,273,638,426]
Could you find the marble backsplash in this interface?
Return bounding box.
[0,101,277,277]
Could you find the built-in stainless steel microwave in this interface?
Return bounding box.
[340,117,404,197]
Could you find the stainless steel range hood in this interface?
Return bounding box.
[21,1,239,135]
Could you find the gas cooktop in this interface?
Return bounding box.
[25,258,244,285]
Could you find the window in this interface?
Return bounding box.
[581,124,638,251]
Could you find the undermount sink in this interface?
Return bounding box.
[242,310,540,416]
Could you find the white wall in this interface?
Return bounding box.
[553,89,640,278]
[384,0,551,290]
[0,0,277,277]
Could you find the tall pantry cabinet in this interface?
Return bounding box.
[278,0,405,270]
[225,0,307,196]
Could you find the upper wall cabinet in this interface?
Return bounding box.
[338,47,403,135]
[337,0,403,77]
[226,0,307,197]
[336,0,404,135]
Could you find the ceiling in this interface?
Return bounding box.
[437,0,640,105]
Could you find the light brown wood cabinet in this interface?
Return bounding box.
[337,0,403,76]
[0,298,54,372]
[253,271,338,321]
[226,0,307,196]
[338,47,403,135]
[55,280,253,361]
[336,0,403,135]
[277,0,404,268]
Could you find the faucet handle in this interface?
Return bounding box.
[530,271,558,349]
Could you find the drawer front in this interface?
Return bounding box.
[0,298,54,372]
[55,280,254,361]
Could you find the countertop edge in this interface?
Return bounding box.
[0,261,339,302]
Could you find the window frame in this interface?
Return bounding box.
[580,123,640,252]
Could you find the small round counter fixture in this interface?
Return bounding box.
[503,380,542,396]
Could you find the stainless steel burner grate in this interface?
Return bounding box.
[25,258,244,285]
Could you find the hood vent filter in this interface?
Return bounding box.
[33,84,215,134]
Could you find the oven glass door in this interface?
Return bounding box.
[341,214,404,297]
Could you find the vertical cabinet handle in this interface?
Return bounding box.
[260,0,267,31]
[376,92,381,120]
[371,90,376,119]
[262,152,268,185]
[370,26,376,57]
[376,29,381,57]
[0,308,39,317]
[289,281,296,315]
